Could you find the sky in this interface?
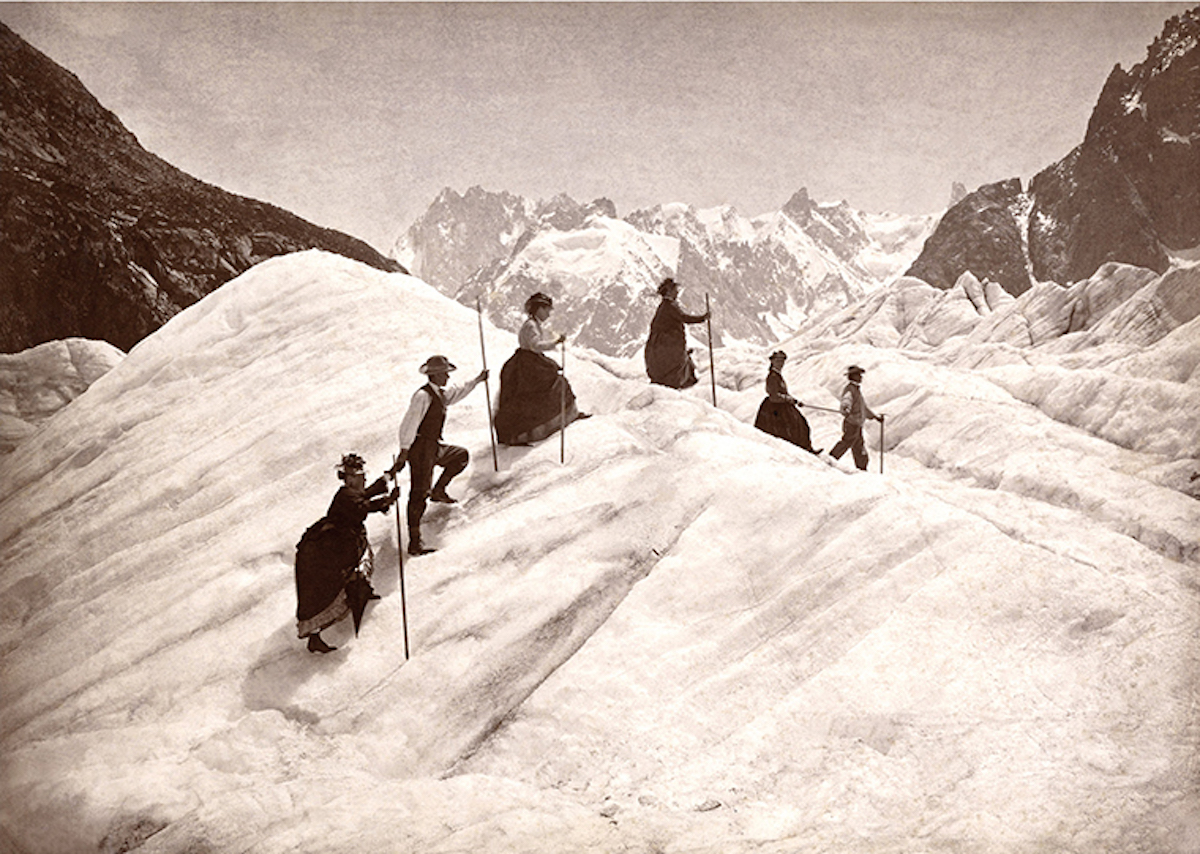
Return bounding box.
[2,250,1197,851]
[0,2,1194,252]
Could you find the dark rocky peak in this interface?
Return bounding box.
[907,7,1198,293]
[779,190,869,263]
[586,197,618,220]
[423,185,529,225]
[1027,143,1168,285]
[782,188,815,222]
[533,193,589,231]
[1080,6,1199,249]
[0,22,400,354]
[1086,8,1199,147]
[400,186,533,289]
[1146,7,1200,76]
[1086,64,1137,144]
[1,23,168,186]
[906,179,1032,296]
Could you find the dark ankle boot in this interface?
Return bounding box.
[408,528,436,556]
[307,633,336,654]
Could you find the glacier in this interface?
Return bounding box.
[0,250,1197,853]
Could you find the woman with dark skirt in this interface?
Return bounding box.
[644,277,710,388]
[294,453,398,653]
[493,292,589,446]
[754,351,822,455]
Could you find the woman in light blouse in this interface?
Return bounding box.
[493,292,589,445]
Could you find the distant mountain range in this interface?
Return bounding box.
[0,22,402,354]
[3,5,1196,363]
[393,187,938,358]
[396,7,1200,358]
[908,6,1200,295]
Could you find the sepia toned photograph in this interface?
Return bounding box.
[1,3,1198,852]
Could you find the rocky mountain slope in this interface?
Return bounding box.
[908,7,1200,293]
[0,22,403,354]
[394,186,937,358]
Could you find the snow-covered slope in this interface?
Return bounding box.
[1,251,1196,854]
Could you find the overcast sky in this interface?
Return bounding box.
[1,3,1193,253]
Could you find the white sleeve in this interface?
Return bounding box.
[397,388,432,451]
[518,319,540,350]
[442,376,481,407]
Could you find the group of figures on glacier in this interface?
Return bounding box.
[290,275,889,655]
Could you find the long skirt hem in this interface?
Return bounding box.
[297,588,350,638]
[645,345,698,389]
[499,401,580,445]
[754,398,817,451]
[294,540,375,638]
[494,348,579,445]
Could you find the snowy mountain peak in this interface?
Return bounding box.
[396,186,938,357]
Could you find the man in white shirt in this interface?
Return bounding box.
[395,355,488,555]
[829,364,882,471]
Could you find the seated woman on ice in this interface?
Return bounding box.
[493,292,590,446]
[754,351,822,455]
[644,277,710,389]
[293,453,398,653]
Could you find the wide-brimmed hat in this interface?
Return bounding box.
[769,350,788,362]
[657,277,679,296]
[420,355,457,375]
[846,364,865,378]
[524,292,553,314]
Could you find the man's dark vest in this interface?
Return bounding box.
[414,384,446,444]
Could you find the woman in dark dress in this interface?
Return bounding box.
[294,453,398,653]
[493,292,589,445]
[644,277,710,388]
[754,351,822,454]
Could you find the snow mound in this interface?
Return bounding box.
[0,338,125,453]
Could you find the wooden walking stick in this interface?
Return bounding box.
[392,454,410,660]
[560,338,567,464]
[476,296,499,472]
[705,293,717,407]
[879,415,885,475]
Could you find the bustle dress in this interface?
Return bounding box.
[644,298,705,388]
[754,367,819,453]
[493,318,579,445]
[294,477,390,639]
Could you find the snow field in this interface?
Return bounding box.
[1,250,1197,853]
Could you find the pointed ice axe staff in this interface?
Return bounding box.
[879,414,886,475]
[476,296,499,472]
[392,453,410,660]
[560,337,567,465]
[705,292,717,407]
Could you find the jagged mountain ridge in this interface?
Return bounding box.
[0,22,403,354]
[908,6,1200,294]
[393,186,937,357]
